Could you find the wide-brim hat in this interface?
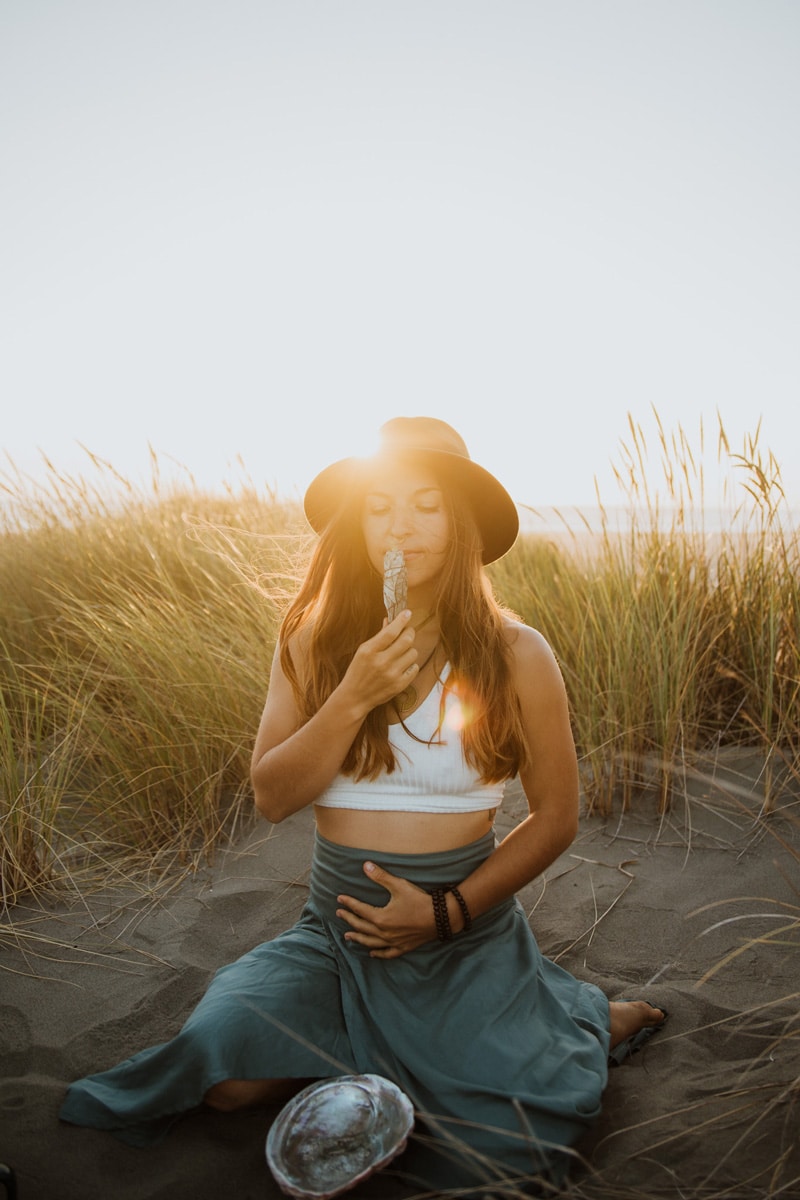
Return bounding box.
[303,416,519,564]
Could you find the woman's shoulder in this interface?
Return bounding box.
[501,616,553,655]
[500,618,565,683]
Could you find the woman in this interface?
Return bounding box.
[61,417,665,1192]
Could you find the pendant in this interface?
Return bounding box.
[395,684,417,714]
[393,640,439,717]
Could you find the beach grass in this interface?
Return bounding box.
[0,452,306,905]
[1,415,798,905]
[490,411,799,818]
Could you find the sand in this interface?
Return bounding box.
[1,751,798,1200]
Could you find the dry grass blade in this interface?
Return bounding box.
[0,923,173,979]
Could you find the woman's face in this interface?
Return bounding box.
[361,464,450,600]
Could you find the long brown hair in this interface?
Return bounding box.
[280,474,529,782]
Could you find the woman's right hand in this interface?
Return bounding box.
[251,612,420,823]
[340,611,419,715]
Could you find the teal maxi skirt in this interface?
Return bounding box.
[60,832,610,1192]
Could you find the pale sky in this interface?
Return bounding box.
[2,1,799,516]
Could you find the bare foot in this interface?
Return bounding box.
[205,1077,316,1112]
[608,1000,666,1051]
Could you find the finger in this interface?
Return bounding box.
[362,862,399,893]
[336,894,383,920]
[335,909,376,935]
[387,640,418,677]
[369,947,404,959]
[376,611,412,647]
[343,930,389,949]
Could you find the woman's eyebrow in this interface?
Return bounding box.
[365,487,443,499]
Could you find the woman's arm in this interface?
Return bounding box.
[251,611,420,823]
[451,620,580,912]
[337,622,580,955]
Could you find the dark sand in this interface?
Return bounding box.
[1,750,798,1199]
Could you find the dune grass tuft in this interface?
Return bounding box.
[0,451,308,905]
[491,410,799,817]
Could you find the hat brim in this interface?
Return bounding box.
[304,448,519,565]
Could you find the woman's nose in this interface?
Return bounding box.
[389,507,415,539]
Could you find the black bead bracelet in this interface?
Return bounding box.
[429,884,473,942]
[430,887,453,942]
[446,883,473,933]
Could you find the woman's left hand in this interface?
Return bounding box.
[336,862,438,959]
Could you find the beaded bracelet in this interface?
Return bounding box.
[430,887,452,942]
[429,884,473,941]
[446,883,473,933]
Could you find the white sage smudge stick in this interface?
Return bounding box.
[383,548,407,621]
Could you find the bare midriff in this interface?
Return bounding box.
[313,806,496,853]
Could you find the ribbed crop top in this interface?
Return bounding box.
[314,667,506,814]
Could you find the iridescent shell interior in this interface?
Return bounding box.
[266,1074,415,1200]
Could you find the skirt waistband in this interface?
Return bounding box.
[310,830,497,915]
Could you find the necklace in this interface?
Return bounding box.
[394,641,439,716]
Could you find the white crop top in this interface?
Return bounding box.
[314,666,506,814]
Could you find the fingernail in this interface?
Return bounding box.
[364,861,375,874]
